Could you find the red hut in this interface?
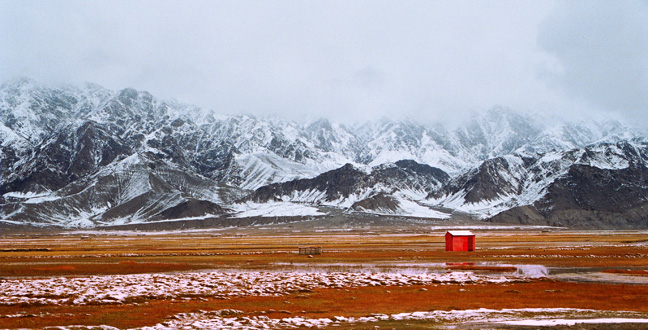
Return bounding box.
[445,230,475,251]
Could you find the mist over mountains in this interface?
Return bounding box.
[2,79,647,229]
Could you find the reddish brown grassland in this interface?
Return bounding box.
[1,228,648,329]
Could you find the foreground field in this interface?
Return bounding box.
[1,226,648,329]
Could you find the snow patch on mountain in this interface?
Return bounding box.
[231,202,325,218]
[233,151,357,190]
[362,196,451,219]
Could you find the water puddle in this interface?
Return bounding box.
[549,269,648,284]
[512,264,549,277]
[194,261,550,278]
[269,262,451,275]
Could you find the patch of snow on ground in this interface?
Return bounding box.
[124,308,648,330]
[0,271,521,306]
[500,318,648,326]
[4,271,647,329]
[394,198,451,219]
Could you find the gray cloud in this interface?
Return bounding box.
[537,0,648,124]
[1,0,645,126]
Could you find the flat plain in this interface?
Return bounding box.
[1,226,648,329]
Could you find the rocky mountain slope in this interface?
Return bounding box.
[427,140,648,228]
[247,160,450,218]
[2,79,647,228]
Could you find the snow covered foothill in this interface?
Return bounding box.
[233,152,356,191]
[353,195,452,219]
[230,201,326,218]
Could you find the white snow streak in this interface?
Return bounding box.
[231,202,325,218]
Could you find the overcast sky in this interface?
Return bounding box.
[1,0,647,126]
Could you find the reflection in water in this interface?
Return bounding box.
[234,262,551,277]
[514,264,548,277]
[268,262,451,275]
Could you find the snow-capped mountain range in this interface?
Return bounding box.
[2,78,647,229]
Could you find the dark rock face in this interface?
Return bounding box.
[1,153,237,227]
[428,156,526,202]
[190,142,236,181]
[541,165,648,214]
[486,206,547,226]
[378,160,450,190]
[467,158,526,203]
[3,121,133,193]
[351,192,400,213]
[428,140,648,229]
[69,122,132,179]
[537,164,648,228]
[250,161,449,204]
[488,164,648,229]
[152,199,228,220]
[0,81,243,227]
[251,164,371,202]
